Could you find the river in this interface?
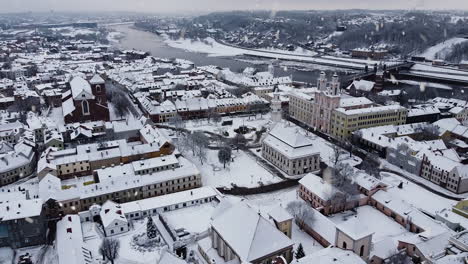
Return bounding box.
[108,24,356,85]
[108,24,467,99]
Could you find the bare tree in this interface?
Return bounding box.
[189,131,209,165]
[330,144,342,167]
[232,133,247,151]
[99,238,120,264]
[197,146,208,165]
[211,112,222,126]
[113,93,130,118]
[329,162,360,205]
[218,146,232,168]
[169,114,185,135]
[422,124,440,139]
[207,108,221,125]
[286,200,314,230]
[333,162,355,188]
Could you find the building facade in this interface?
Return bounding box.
[311,72,341,134]
[331,105,407,140]
[63,75,110,124]
[289,91,314,125]
[262,123,321,176]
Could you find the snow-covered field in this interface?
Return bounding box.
[186,148,282,188]
[0,247,13,264]
[380,172,456,215]
[165,37,244,57]
[163,203,216,233]
[165,36,391,69]
[83,220,163,264]
[419,37,468,60]
[108,31,125,43]
[184,114,272,140]
[51,27,98,37]
[166,37,317,58]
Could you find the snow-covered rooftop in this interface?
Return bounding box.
[211,201,294,262]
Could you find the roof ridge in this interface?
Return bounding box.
[246,211,262,261]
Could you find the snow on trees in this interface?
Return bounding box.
[147,216,158,240]
[99,238,121,264]
[218,146,232,168]
[232,133,247,150]
[169,114,185,135]
[295,243,306,259]
[188,131,209,165]
[209,110,222,125]
[286,200,314,230]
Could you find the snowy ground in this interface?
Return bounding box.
[163,203,216,234]
[0,247,13,264]
[108,31,125,43]
[184,114,272,140]
[185,148,282,188]
[328,206,410,243]
[419,37,468,60]
[1,244,57,264]
[240,188,324,255]
[380,172,457,215]
[51,27,98,38]
[164,37,393,69]
[83,220,163,264]
[165,37,317,58]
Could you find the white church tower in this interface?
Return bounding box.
[329,72,341,96]
[270,93,282,123]
[317,71,327,91]
[268,63,275,76]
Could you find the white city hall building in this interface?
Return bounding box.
[262,122,321,176]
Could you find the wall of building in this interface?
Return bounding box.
[262,143,320,176]
[331,108,407,140]
[59,174,202,215]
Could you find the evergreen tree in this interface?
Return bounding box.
[147,216,158,239]
[295,243,305,259]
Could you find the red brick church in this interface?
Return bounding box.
[62,74,110,124]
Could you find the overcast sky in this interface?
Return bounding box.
[3,0,468,14]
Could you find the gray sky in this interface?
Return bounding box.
[3,0,468,13]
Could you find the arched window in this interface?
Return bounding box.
[82,100,90,115]
[96,85,101,93]
[342,241,347,249]
[360,245,365,256]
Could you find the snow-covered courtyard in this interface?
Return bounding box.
[185,148,282,188]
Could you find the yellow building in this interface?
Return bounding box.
[331,105,407,140]
[453,199,468,218]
